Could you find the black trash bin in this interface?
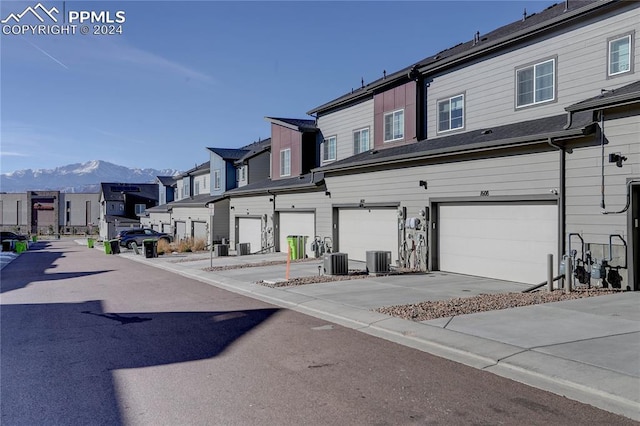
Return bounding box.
[109,239,120,254]
[143,239,157,258]
[1,240,11,252]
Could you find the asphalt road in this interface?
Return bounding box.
[1,240,635,425]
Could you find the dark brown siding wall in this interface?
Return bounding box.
[373,81,417,148]
[271,124,302,180]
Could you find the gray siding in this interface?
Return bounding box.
[249,152,271,184]
[325,150,560,236]
[228,195,271,248]
[275,191,331,246]
[565,112,639,244]
[0,193,28,229]
[212,198,230,243]
[317,99,374,163]
[426,4,640,139]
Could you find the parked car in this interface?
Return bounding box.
[116,229,173,248]
[0,231,28,242]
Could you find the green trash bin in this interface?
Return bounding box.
[15,241,28,254]
[104,241,112,255]
[287,236,298,260]
[32,235,38,243]
[87,238,94,248]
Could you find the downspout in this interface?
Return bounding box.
[267,190,276,251]
[599,110,606,209]
[548,137,566,262]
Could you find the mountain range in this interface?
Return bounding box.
[1,160,181,193]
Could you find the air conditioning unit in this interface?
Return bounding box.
[215,244,229,257]
[236,243,250,256]
[324,252,348,275]
[366,251,391,274]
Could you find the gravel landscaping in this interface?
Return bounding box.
[375,288,624,321]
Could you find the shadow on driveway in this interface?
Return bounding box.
[1,299,279,425]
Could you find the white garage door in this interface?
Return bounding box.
[438,203,557,284]
[278,212,315,258]
[338,208,398,263]
[193,221,207,241]
[175,221,187,241]
[238,217,262,254]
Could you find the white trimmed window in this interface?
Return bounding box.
[194,181,200,195]
[353,128,370,154]
[383,109,404,142]
[609,34,632,76]
[135,204,145,215]
[213,170,221,189]
[280,149,291,177]
[516,58,555,108]
[322,136,337,163]
[438,94,464,132]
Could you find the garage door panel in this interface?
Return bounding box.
[339,209,398,263]
[439,204,557,284]
[278,212,315,258]
[193,222,207,240]
[238,218,262,254]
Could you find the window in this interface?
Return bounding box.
[438,94,464,132]
[353,128,370,154]
[383,109,404,142]
[280,149,291,177]
[516,58,555,108]
[194,181,200,195]
[322,136,337,162]
[213,170,221,189]
[183,181,190,197]
[203,176,207,189]
[241,166,246,180]
[609,34,632,77]
[135,204,146,215]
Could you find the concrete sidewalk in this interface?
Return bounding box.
[102,244,639,421]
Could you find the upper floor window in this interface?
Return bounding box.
[383,109,404,142]
[516,58,555,108]
[280,149,291,177]
[194,181,200,195]
[438,94,464,133]
[203,176,207,189]
[183,181,190,197]
[608,33,633,77]
[322,136,337,163]
[135,204,146,215]
[241,166,246,180]
[213,170,221,189]
[353,128,370,154]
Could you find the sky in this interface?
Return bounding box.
[1,0,555,174]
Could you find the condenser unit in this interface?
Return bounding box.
[366,251,391,274]
[324,252,348,275]
[236,243,250,256]
[215,244,229,257]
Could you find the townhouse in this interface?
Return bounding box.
[227,0,639,289]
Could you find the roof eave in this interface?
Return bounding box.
[566,92,640,112]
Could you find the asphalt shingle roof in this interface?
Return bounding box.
[206,148,249,161]
[265,117,318,132]
[225,172,325,196]
[566,80,640,112]
[156,176,178,186]
[314,111,596,173]
[100,183,158,202]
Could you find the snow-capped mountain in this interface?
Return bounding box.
[1,160,181,193]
